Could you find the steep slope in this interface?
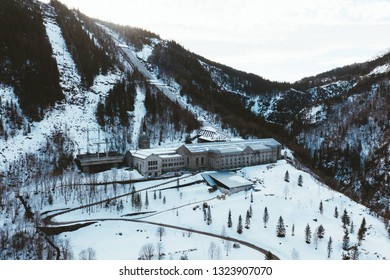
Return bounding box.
[249,57,390,215]
[0,0,63,121]
[104,22,390,216]
[0,0,389,261]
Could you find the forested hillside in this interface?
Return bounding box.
[107,23,390,216]
[0,0,63,121]
[50,0,114,88]
[0,0,389,261]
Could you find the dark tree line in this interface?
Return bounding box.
[96,73,136,127]
[144,86,201,134]
[0,0,63,121]
[51,0,113,88]
[198,56,290,95]
[295,50,390,90]
[105,22,161,52]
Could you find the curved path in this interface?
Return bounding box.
[40,174,279,259]
[41,175,201,224]
[43,216,279,260]
[42,201,280,260]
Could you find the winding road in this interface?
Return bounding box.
[40,175,280,260]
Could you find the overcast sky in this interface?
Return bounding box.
[41,0,390,82]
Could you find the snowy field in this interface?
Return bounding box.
[40,159,390,260]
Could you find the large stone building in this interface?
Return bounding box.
[126,138,282,177]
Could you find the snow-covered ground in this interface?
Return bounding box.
[368,63,390,76]
[38,158,390,260]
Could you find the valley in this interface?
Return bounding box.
[0,0,389,260]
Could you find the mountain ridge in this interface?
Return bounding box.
[0,0,389,218]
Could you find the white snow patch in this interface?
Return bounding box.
[368,64,390,76]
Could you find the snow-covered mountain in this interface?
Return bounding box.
[0,0,389,260]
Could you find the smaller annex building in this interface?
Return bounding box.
[126,138,282,177]
[202,172,253,195]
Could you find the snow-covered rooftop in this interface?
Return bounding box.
[185,138,281,154]
[209,172,253,189]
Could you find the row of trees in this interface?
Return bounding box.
[284,170,303,187]
[96,73,136,127]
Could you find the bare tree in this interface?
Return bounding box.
[156,242,164,260]
[60,238,74,260]
[221,225,227,240]
[291,248,299,260]
[216,245,222,260]
[139,243,155,260]
[313,230,319,250]
[208,242,218,260]
[79,247,97,260]
[224,240,232,257]
[156,226,166,241]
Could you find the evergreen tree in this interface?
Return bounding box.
[263,207,269,228]
[153,190,157,200]
[145,191,149,209]
[357,217,367,244]
[334,206,339,218]
[350,221,354,234]
[276,216,286,237]
[48,192,53,205]
[305,224,312,244]
[342,227,350,250]
[350,245,359,260]
[207,207,212,225]
[341,209,350,227]
[317,224,325,239]
[341,252,350,260]
[245,210,251,229]
[291,224,295,236]
[227,209,233,228]
[327,237,333,258]
[250,193,253,203]
[237,215,243,234]
[284,170,290,182]
[249,205,253,218]
[319,200,323,214]
[298,174,303,186]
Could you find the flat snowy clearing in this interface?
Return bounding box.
[40,159,390,260]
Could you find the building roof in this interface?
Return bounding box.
[130,147,177,160]
[130,138,281,159]
[198,126,227,142]
[184,138,280,154]
[208,172,253,190]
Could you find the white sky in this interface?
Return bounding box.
[41,0,390,82]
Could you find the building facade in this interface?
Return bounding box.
[126,139,282,177]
